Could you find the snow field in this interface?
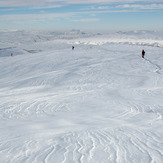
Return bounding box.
[0,31,163,163]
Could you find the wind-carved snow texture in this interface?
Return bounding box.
[0,30,163,163]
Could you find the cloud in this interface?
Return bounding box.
[116,4,163,10]
[73,18,99,22]
[0,8,145,23]
[90,6,109,10]
[0,13,73,21]
[0,0,162,25]
[0,0,162,7]
[31,5,64,9]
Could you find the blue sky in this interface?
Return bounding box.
[0,0,163,31]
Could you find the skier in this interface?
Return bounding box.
[72,46,74,50]
[142,49,145,58]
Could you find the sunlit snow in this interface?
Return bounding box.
[0,30,163,163]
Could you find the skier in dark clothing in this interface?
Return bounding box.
[72,46,74,50]
[142,49,145,58]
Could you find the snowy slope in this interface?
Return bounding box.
[0,30,163,163]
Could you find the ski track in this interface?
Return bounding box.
[0,34,163,162]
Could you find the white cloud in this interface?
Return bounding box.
[91,6,109,10]
[117,4,163,10]
[0,8,144,23]
[0,6,152,23]
[0,1,162,24]
[0,13,72,21]
[31,5,64,9]
[0,0,162,7]
[1,2,162,23]
[73,18,99,22]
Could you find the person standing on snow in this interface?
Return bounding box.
[142,49,145,58]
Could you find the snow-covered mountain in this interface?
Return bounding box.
[0,30,163,163]
[1,30,163,57]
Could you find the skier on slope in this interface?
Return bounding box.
[142,49,145,58]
